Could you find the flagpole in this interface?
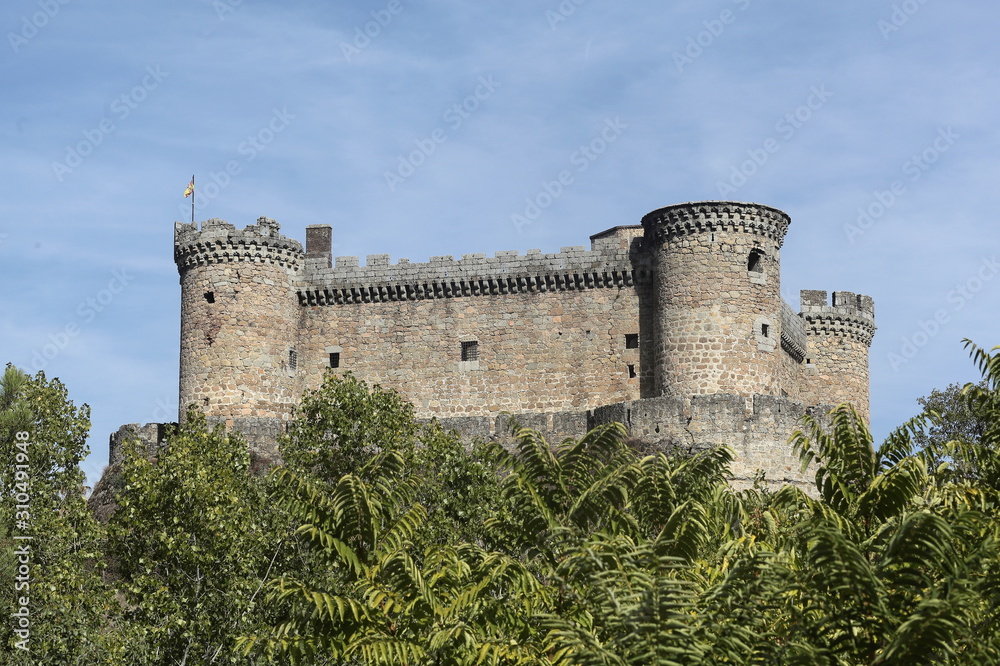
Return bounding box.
[190,174,195,224]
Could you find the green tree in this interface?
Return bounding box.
[759,399,1000,664]
[245,446,553,665]
[925,342,1000,498]
[239,452,422,663]
[281,372,419,485]
[488,424,766,665]
[281,371,504,549]
[407,420,505,549]
[0,366,31,437]
[915,379,990,451]
[0,366,117,664]
[246,341,1000,665]
[485,422,638,560]
[107,411,287,665]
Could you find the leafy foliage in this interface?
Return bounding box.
[6,340,1000,663]
[915,379,990,454]
[107,411,286,665]
[928,341,1000,497]
[0,366,116,664]
[248,342,1000,664]
[280,371,419,484]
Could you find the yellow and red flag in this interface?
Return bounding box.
[183,177,194,198]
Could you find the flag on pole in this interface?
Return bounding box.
[184,175,195,224]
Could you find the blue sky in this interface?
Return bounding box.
[2,0,996,487]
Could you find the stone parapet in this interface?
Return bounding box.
[592,393,823,491]
[205,416,287,464]
[425,394,825,492]
[174,217,304,273]
[800,290,876,347]
[641,201,791,247]
[427,410,591,444]
[108,422,171,467]
[297,246,650,305]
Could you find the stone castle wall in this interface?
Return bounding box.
[596,394,824,489]
[292,233,650,419]
[149,201,876,485]
[774,301,808,403]
[108,422,170,468]
[429,392,823,491]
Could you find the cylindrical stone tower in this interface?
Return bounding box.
[800,289,876,422]
[174,217,303,446]
[640,201,791,399]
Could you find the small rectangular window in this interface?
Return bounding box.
[461,341,479,362]
[627,364,636,378]
[761,323,770,338]
[288,349,297,371]
[329,352,340,368]
[625,334,639,349]
[204,291,215,303]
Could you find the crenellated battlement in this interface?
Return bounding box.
[800,289,876,346]
[296,244,652,305]
[640,201,791,247]
[174,217,304,273]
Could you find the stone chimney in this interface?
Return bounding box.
[305,224,332,268]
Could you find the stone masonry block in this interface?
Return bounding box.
[592,401,631,428]
[800,289,828,307]
[427,416,493,439]
[495,412,549,437]
[550,411,590,440]
[831,291,857,308]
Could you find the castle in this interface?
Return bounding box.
[140,200,874,489]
